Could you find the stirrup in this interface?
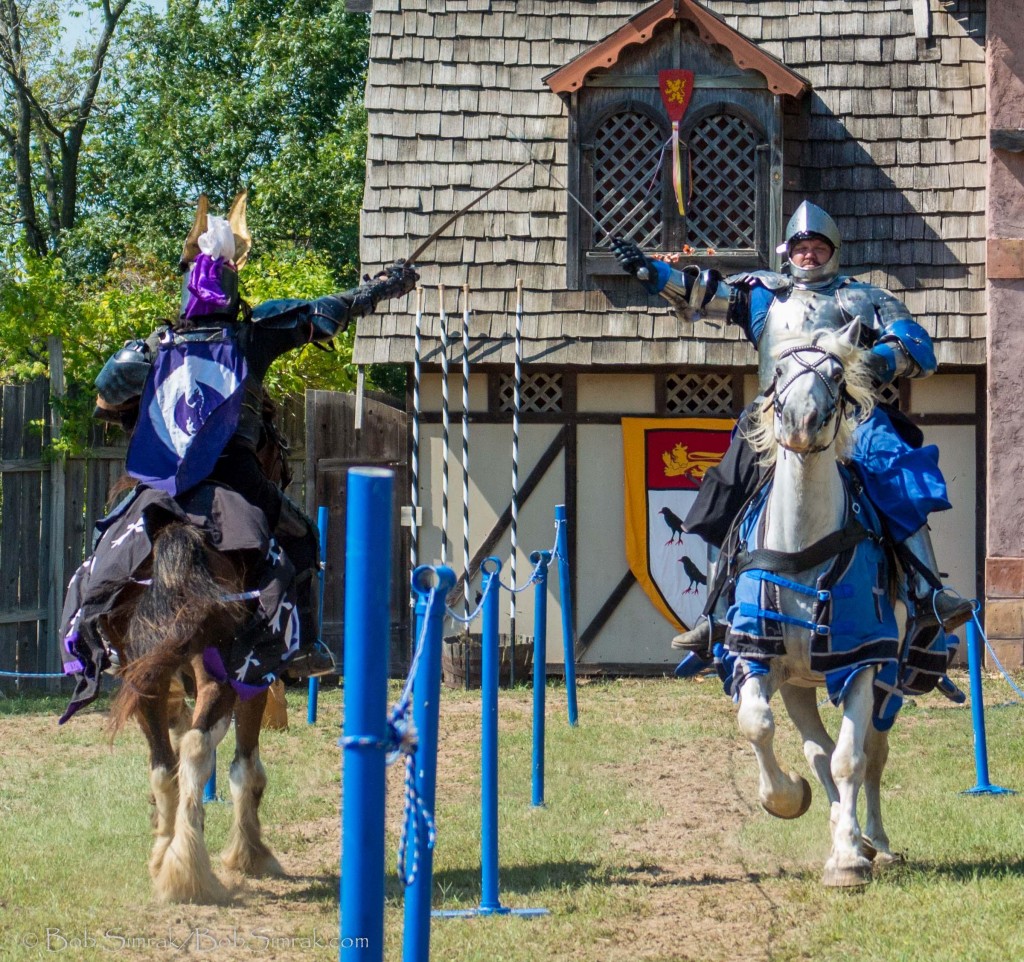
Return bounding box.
[670,619,727,655]
[913,589,974,635]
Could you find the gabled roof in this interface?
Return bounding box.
[544,0,810,98]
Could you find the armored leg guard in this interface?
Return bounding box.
[899,525,973,634]
[274,495,335,679]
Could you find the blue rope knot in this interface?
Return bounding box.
[385,710,419,766]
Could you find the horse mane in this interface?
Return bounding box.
[744,328,876,466]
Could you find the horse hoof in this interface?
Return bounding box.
[761,776,813,820]
[822,860,871,888]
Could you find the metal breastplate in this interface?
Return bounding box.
[757,285,879,391]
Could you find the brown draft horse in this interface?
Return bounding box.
[101,395,293,903]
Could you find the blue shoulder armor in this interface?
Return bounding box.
[878,317,937,378]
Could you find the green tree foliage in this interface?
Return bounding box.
[0,240,353,450]
[80,0,369,281]
[0,0,132,254]
[0,1,379,449]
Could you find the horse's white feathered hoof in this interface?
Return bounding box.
[222,841,284,878]
[860,835,905,867]
[761,775,812,820]
[822,857,872,888]
[154,845,230,904]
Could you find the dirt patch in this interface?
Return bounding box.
[4,681,828,962]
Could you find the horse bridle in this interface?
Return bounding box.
[767,344,850,453]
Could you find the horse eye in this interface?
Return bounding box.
[774,366,782,378]
[831,369,843,382]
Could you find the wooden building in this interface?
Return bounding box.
[346,0,1019,672]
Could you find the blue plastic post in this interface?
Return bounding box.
[308,505,329,726]
[340,468,394,961]
[554,505,579,726]
[531,550,551,807]
[403,565,456,962]
[203,750,216,803]
[962,608,1015,796]
[433,558,548,923]
[480,558,503,912]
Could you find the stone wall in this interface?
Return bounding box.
[985,0,1024,666]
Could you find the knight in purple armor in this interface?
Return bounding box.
[613,201,974,664]
[92,192,418,678]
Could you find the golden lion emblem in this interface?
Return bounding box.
[662,443,722,482]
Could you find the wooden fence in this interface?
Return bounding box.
[0,371,310,694]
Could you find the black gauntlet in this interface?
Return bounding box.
[352,261,420,314]
[611,237,653,278]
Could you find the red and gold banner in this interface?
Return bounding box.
[623,417,733,629]
[658,69,695,216]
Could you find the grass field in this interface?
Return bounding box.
[2,670,1024,961]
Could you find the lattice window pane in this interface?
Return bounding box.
[877,381,901,410]
[666,372,733,416]
[592,111,666,249]
[498,373,564,414]
[687,114,759,251]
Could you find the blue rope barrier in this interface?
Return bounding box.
[0,669,67,679]
[443,567,498,625]
[498,519,562,594]
[974,611,1024,704]
[338,584,437,891]
[403,564,453,962]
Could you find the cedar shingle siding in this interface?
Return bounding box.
[354,0,986,370]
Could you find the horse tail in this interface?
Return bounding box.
[108,524,234,737]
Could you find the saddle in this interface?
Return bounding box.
[59,482,299,723]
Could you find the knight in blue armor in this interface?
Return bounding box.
[93,192,418,678]
[613,201,974,659]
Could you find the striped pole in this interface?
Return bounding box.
[509,278,524,684]
[340,468,394,962]
[439,285,449,567]
[461,283,472,617]
[411,286,423,574]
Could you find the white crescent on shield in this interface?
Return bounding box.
[148,356,242,458]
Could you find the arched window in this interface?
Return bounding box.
[591,109,667,250]
[686,111,761,251]
[572,100,772,287]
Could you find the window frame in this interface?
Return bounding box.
[567,91,782,290]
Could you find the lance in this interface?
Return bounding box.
[503,123,651,281]
[403,162,530,266]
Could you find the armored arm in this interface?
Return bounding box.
[314,261,420,340]
[94,333,160,427]
[611,238,732,322]
[865,290,937,383]
[251,262,420,351]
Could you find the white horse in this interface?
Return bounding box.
[732,323,901,887]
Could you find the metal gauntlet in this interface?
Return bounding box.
[660,267,732,322]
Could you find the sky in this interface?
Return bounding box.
[61,0,167,49]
